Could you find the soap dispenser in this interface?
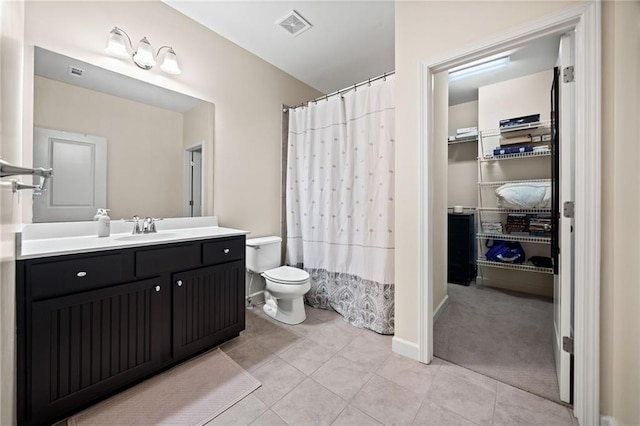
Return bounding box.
[96,209,111,237]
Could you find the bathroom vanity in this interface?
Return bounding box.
[16,218,247,426]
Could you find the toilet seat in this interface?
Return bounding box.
[262,266,309,285]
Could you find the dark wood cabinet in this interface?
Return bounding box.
[17,235,245,426]
[173,261,245,360]
[29,278,163,426]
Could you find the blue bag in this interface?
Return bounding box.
[485,240,525,264]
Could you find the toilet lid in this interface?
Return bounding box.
[263,266,309,284]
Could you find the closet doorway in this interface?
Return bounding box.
[438,33,573,404]
[418,4,601,424]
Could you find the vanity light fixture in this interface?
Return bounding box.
[105,27,181,75]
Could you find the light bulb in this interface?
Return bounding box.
[160,48,181,75]
[105,28,130,59]
[133,37,156,69]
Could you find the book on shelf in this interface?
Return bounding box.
[500,135,532,146]
[493,145,534,156]
[529,214,552,237]
[481,221,503,234]
[506,213,529,234]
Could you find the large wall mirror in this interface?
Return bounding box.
[32,47,214,222]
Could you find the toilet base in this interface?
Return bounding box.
[263,291,306,325]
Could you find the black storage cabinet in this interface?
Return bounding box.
[447,213,476,285]
[17,236,246,426]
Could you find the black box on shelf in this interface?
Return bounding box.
[499,114,540,130]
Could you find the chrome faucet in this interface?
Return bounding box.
[127,215,142,234]
[126,216,163,234]
[142,217,156,233]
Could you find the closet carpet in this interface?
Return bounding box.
[434,283,561,403]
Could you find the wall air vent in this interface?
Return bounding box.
[67,65,84,78]
[276,10,312,37]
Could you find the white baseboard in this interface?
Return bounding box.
[392,336,420,361]
[433,294,450,324]
[600,415,618,426]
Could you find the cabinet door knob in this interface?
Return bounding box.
[155,285,161,292]
[177,280,183,287]
[76,271,87,277]
[223,248,230,254]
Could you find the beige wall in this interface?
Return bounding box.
[34,76,185,220]
[24,0,321,236]
[0,0,25,423]
[448,100,478,208]
[183,102,215,215]
[396,0,639,423]
[478,70,553,131]
[601,2,640,424]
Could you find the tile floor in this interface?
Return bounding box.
[214,304,576,426]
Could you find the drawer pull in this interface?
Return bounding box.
[155,285,161,292]
[76,271,87,277]
[223,248,230,254]
[177,280,183,287]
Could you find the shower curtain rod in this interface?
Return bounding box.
[285,70,395,111]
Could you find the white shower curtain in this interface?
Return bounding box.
[286,76,395,334]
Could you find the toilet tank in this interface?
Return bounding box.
[246,236,282,273]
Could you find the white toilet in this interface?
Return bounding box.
[246,236,311,325]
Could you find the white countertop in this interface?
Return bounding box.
[17,216,249,260]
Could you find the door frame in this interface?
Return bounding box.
[418,3,600,425]
[183,143,203,217]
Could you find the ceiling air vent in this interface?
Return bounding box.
[67,65,84,78]
[276,10,312,37]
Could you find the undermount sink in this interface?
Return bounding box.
[113,232,185,242]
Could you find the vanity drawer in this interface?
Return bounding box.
[29,253,124,299]
[202,237,245,265]
[135,243,200,277]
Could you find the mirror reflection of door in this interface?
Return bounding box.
[33,127,107,222]
[187,147,202,217]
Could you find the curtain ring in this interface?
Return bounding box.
[383,75,386,81]
[368,79,371,87]
[314,100,317,105]
[354,84,357,92]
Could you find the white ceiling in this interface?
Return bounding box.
[163,2,561,105]
[163,0,395,94]
[165,1,560,104]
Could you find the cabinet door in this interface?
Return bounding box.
[172,261,245,360]
[29,278,163,425]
